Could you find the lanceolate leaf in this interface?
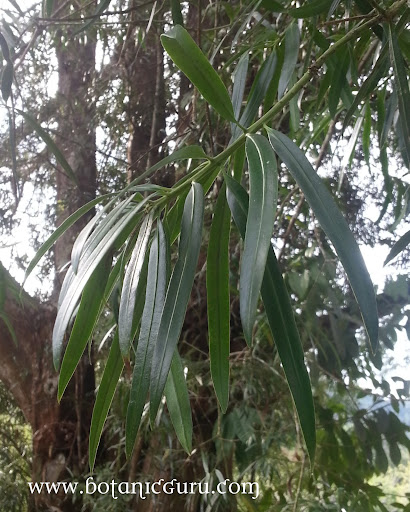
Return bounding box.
[232,52,277,141]
[267,128,378,351]
[164,352,192,454]
[89,331,124,471]
[388,23,410,167]
[118,214,154,357]
[225,174,316,466]
[18,111,78,185]
[278,23,299,99]
[150,183,204,423]
[126,222,169,456]
[58,256,111,401]
[207,184,231,412]
[384,229,410,266]
[23,194,111,286]
[53,196,151,369]
[231,52,249,122]
[343,49,388,132]
[241,134,278,344]
[161,25,235,122]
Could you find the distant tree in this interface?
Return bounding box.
[0,0,409,510]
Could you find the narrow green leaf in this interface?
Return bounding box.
[150,183,204,422]
[388,23,410,167]
[18,110,78,185]
[125,222,169,456]
[267,128,378,351]
[89,331,123,471]
[343,49,388,132]
[53,196,150,369]
[170,0,184,26]
[232,52,277,140]
[327,0,342,19]
[118,214,153,357]
[1,62,13,101]
[289,0,333,18]
[278,23,299,99]
[328,50,350,118]
[161,25,235,122]
[164,352,193,454]
[241,134,278,344]
[23,194,111,287]
[231,52,249,121]
[341,106,364,171]
[384,229,410,266]
[58,256,111,401]
[207,184,231,412]
[225,174,316,466]
[362,100,371,167]
[73,0,111,36]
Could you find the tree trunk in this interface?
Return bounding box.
[0,2,98,509]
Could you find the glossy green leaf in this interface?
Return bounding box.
[150,182,204,423]
[118,214,153,357]
[164,352,192,454]
[231,52,249,121]
[73,0,112,36]
[362,100,371,167]
[18,111,78,185]
[1,62,13,101]
[289,0,333,18]
[232,52,277,141]
[161,25,235,122]
[23,194,111,287]
[240,134,278,344]
[225,174,316,466]
[58,256,111,401]
[388,23,410,167]
[267,128,378,351]
[89,331,123,471]
[53,196,150,369]
[328,50,350,118]
[125,222,169,456]
[207,184,231,412]
[343,49,388,132]
[278,23,299,99]
[384,229,410,266]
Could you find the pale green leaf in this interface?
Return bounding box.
[118,214,153,357]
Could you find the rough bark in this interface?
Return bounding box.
[0,2,98,510]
